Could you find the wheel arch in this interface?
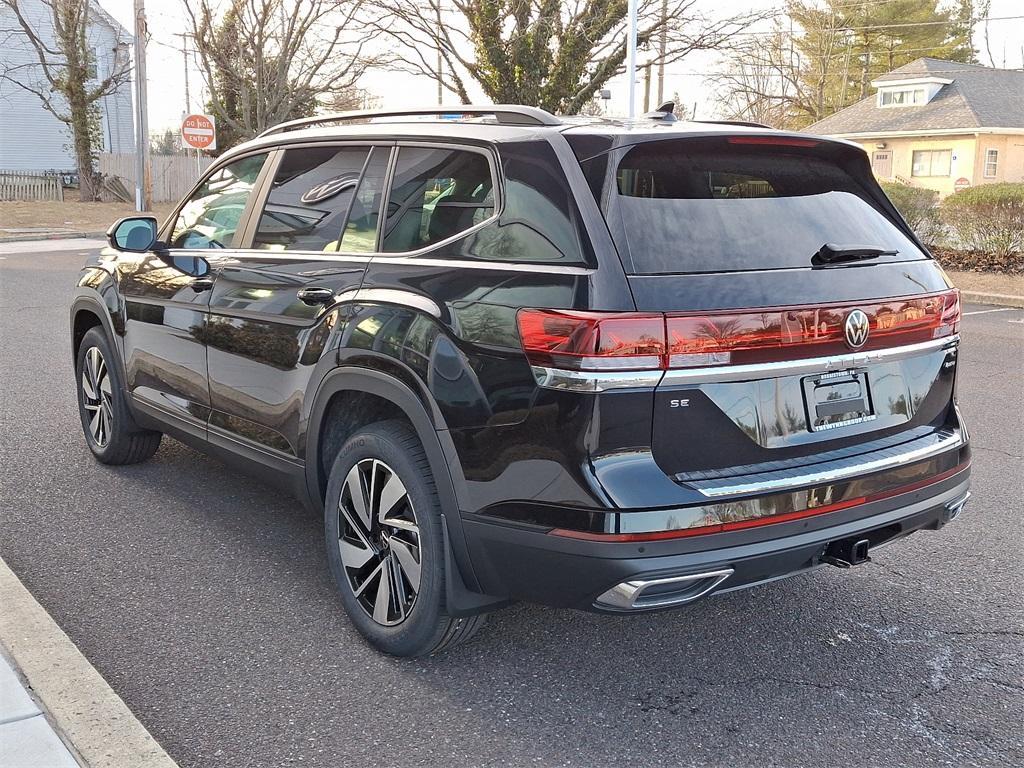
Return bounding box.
[70,295,124,376]
[306,366,505,613]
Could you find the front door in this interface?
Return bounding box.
[120,153,269,430]
[205,144,390,460]
[872,150,892,179]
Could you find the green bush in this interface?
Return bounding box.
[940,182,1024,258]
[879,182,942,244]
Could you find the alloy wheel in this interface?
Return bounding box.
[81,347,113,447]
[337,458,421,626]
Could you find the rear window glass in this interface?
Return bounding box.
[382,147,494,253]
[611,139,926,274]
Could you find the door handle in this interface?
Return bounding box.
[297,287,336,305]
[191,277,215,292]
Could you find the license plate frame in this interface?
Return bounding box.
[802,368,876,432]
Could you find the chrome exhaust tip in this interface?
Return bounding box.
[945,490,971,521]
[594,568,734,611]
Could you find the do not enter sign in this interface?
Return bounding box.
[181,114,217,151]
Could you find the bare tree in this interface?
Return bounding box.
[0,0,131,200]
[184,0,375,146]
[369,1,764,113]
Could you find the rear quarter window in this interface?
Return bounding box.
[607,138,927,274]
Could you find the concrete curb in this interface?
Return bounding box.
[960,290,1024,308]
[0,557,178,768]
[0,231,106,243]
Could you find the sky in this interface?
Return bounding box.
[99,0,1024,134]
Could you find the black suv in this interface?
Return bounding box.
[71,105,970,656]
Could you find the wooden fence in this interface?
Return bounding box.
[0,171,64,202]
[98,153,213,202]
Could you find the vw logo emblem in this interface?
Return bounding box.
[844,309,870,349]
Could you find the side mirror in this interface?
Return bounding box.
[107,216,158,253]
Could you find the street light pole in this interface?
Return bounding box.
[132,0,152,211]
[626,0,638,118]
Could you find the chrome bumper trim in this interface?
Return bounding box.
[595,568,734,611]
[689,428,965,498]
[660,334,959,386]
[530,335,958,392]
[529,366,664,392]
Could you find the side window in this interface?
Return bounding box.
[382,147,494,253]
[338,146,389,253]
[252,146,369,251]
[170,154,267,249]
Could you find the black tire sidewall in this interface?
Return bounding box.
[324,422,448,656]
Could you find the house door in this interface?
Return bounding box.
[872,150,892,178]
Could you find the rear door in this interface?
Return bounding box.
[584,134,962,481]
[204,143,390,460]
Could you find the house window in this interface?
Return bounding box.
[879,88,926,107]
[911,149,952,177]
[984,149,998,178]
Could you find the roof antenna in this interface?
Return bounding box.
[642,101,677,121]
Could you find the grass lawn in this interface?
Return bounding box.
[0,201,177,235]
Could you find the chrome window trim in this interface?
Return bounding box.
[690,428,964,499]
[211,250,594,274]
[530,366,664,392]
[660,335,959,386]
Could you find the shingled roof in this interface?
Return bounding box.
[807,58,1024,136]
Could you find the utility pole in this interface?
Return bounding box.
[177,32,191,111]
[657,0,667,104]
[437,49,443,105]
[132,0,151,211]
[626,0,638,117]
[643,63,651,113]
[177,31,201,174]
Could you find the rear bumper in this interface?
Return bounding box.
[461,467,970,612]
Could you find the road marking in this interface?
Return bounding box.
[963,307,1018,316]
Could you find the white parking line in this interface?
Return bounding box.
[963,307,1018,316]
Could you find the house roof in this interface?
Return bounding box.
[807,58,1024,136]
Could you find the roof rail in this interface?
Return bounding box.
[688,119,772,129]
[257,105,563,138]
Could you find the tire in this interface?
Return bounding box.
[324,420,486,656]
[75,327,162,465]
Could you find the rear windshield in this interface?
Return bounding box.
[609,139,927,274]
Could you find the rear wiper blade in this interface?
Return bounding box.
[813,243,898,265]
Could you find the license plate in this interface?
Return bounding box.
[802,369,876,431]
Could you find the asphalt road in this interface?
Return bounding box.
[1,240,1022,768]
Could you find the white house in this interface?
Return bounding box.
[0,0,135,172]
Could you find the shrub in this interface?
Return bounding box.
[879,182,942,244]
[940,183,1024,258]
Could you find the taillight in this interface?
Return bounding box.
[517,310,665,371]
[726,136,821,148]
[518,290,960,372]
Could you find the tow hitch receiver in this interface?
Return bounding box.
[821,538,871,569]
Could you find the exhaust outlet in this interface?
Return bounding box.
[595,568,734,611]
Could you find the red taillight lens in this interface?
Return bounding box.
[516,310,665,371]
[726,136,821,147]
[666,289,961,367]
[519,290,959,372]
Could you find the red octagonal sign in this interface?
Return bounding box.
[181,113,217,151]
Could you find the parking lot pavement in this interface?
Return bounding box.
[1,242,1022,768]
